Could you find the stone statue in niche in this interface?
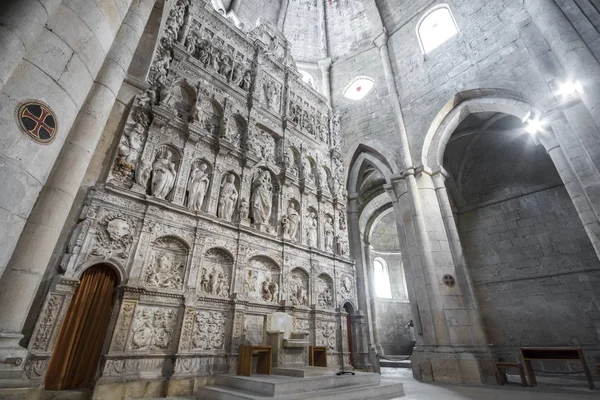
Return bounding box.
[305,211,318,247]
[301,110,309,132]
[251,170,273,225]
[199,267,229,297]
[114,123,145,182]
[136,159,151,188]
[151,149,177,199]
[131,308,176,350]
[164,0,188,42]
[238,198,249,222]
[212,49,222,71]
[146,254,184,289]
[317,167,327,190]
[139,86,158,109]
[282,201,299,241]
[219,54,232,78]
[283,148,298,176]
[197,39,212,65]
[338,210,347,230]
[239,70,252,91]
[263,80,279,112]
[324,216,334,252]
[150,38,172,88]
[231,64,243,86]
[261,277,279,303]
[288,101,298,122]
[185,33,197,55]
[218,173,238,222]
[336,235,349,256]
[302,158,314,185]
[187,163,210,211]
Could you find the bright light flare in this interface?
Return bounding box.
[522,110,543,135]
[557,80,583,99]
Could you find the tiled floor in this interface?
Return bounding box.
[382,369,598,400]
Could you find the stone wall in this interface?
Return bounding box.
[375,300,413,355]
[459,185,600,365]
[283,0,324,62]
[236,0,281,28]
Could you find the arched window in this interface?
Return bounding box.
[373,257,392,298]
[417,5,458,54]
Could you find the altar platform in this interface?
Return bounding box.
[195,368,404,399]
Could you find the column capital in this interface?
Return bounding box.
[373,28,388,49]
[318,57,332,72]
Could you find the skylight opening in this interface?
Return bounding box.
[373,258,392,299]
[343,77,374,101]
[418,5,458,54]
[299,71,316,89]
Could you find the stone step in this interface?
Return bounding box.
[271,366,339,377]
[196,380,404,400]
[212,372,380,397]
[379,359,411,369]
[43,389,92,400]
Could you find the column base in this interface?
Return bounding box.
[411,345,496,384]
[0,333,28,382]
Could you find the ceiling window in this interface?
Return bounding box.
[342,76,374,101]
[373,258,392,299]
[417,5,458,54]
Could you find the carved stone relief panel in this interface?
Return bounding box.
[89,210,136,263]
[243,256,280,303]
[129,306,179,352]
[316,321,337,351]
[288,268,309,306]
[316,274,334,308]
[192,310,227,351]
[199,248,232,297]
[145,236,188,291]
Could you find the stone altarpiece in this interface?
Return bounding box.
[25,1,366,388]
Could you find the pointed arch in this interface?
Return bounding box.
[347,144,394,196]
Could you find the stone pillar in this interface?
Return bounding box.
[363,244,383,355]
[318,58,332,106]
[373,31,412,169]
[317,0,329,57]
[0,0,133,279]
[0,0,156,375]
[347,196,377,366]
[276,0,290,31]
[0,0,63,91]
[524,0,600,129]
[230,0,242,15]
[431,173,488,345]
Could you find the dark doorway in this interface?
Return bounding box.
[45,265,119,390]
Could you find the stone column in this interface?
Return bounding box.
[347,196,377,363]
[230,0,242,15]
[0,0,156,373]
[363,244,383,355]
[373,31,412,169]
[524,0,600,129]
[0,0,63,90]
[317,0,329,57]
[276,0,290,31]
[318,58,332,106]
[431,172,488,346]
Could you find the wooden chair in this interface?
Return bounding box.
[495,361,527,386]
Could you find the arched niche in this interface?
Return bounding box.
[243,256,281,303]
[305,206,319,247]
[161,81,196,119]
[323,213,335,252]
[302,156,317,186]
[199,248,233,297]
[316,273,333,308]
[250,167,279,229]
[144,235,189,291]
[149,144,181,201]
[283,146,300,177]
[186,159,213,212]
[282,198,301,242]
[198,99,224,137]
[289,267,309,306]
[217,171,240,222]
[224,114,247,147]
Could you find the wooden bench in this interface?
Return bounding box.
[309,346,328,367]
[495,361,527,386]
[520,347,594,390]
[237,345,272,376]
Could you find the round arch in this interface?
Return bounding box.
[421,89,543,172]
[73,258,125,285]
